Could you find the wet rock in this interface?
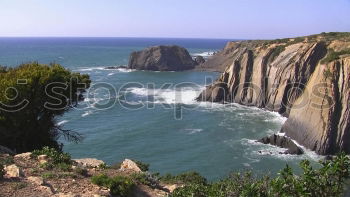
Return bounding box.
[257,134,304,155]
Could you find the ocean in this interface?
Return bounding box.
[0,37,322,180]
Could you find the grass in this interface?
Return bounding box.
[321,48,350,64]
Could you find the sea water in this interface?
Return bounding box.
[0,37,322,180]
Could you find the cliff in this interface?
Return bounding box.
[128,45,197,71]
[197,32,350,155]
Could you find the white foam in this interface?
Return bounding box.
[184,129,203,135]
[241,138,324,161]
[57,120,69,126]
[75,67,106,72]
[82,111,93,117]
[192,51,216,58]
[126,87,204,104]
[74,66,135,73]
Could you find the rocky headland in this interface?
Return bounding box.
[197,32,350,155]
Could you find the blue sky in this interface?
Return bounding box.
[0,0,349,39]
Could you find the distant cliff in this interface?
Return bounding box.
[197,32,350,155]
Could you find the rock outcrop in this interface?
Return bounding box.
[194,56,206,65]
[197,33,350,155]
[257,134,304,155]
[120,159,142,172]
[128,45,197,71]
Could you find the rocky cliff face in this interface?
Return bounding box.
[128,45,197,71]
[197,33,350,155]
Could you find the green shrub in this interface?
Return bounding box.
[74,167,88,177]
[269,45,286,62]
[32,146,71,165]
[170,153,350,197]
[98,163,108,169]
[91,174,135,197]
[161,171,207,185]
[321,48,350,64]
[41,172,56,179]
[109,176,135,196]
[56,162,72,171]
[131,172,160,189]
[0,62,91,153]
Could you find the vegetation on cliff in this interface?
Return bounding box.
[0,62,91,153]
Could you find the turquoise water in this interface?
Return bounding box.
[0,38,322,180]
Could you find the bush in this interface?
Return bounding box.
[91,174,135,197]
[0,62,91,153]
[170,153,350,197]
[74,167,88,177]
[161,171,207,185]
[32,146,71,165]
[321,48,350,63]
[131,172,160,189]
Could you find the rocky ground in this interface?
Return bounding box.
[0,153,177,197]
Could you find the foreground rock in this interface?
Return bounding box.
[197,32,350,155]
[73,158,105,168]
[128,45,197,71]
[120,159,142,172]
[4,164,23,178]
[257,134,304,155]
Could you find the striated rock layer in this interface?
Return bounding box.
[197,33,350,155]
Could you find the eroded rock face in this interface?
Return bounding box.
[128,45,197,71]
[197,35,350,155]
[257,134,304,155]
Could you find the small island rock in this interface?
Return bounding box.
[128,45,196,71]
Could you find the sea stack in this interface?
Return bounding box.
[128,45,197,71]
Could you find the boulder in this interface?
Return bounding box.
[128,45,196,71]
[73,158,104,168]
[257,134,304,155]
[27,176,45,185]
[120,159,142,172]
[14,152,32,160]
[4,164,23,178]
[194,56,205,65]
